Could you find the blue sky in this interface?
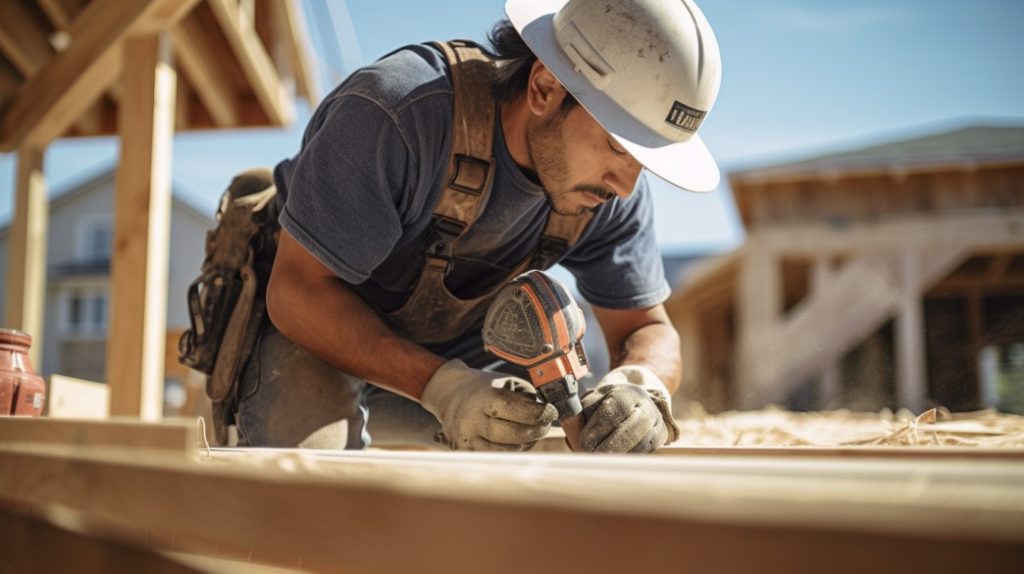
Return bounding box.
[2,0,1023,254]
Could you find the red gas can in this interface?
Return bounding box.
[0,328,46,416]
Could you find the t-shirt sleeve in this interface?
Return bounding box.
[277,94,417,284]
[560,176,671,309]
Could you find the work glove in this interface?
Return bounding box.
[421,359,558,451]
[579,365,681,454]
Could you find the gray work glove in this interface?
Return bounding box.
[421,359,558,451]
[579,365,681,454]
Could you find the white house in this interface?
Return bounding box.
[0,167,214,404]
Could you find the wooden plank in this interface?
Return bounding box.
[266,0,318,104]
[4,148,48,368]
[35,0,126,136]
[207,0,293,126]
[0,417,195,455]
[812,257,841,408]
[47,375,110,419]
[37,0,75,30]
[0,0,54,78]
[0,0,104,136]
[170,15,238,127]
[106,32,176,420]
[656,445,1024,460]
[0,0,200,152]
[735,237,781,408]
[1,447,1023,574]
[761,212,1024,257]
[0,507,209,574]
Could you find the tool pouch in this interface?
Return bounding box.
[178,169,279,444]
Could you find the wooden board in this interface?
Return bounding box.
[47,375,110,419]
[3,148,48,368]
[106,31,176,419]
[0,439,1022,574]
[0,416,196,456]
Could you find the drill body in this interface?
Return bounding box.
[482,271,589,450]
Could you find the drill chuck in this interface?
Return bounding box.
[535,375,582,419]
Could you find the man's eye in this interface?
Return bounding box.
[607,141,627,156]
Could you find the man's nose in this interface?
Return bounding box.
[603,158,643,198]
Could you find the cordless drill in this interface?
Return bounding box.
[482,270,589,451]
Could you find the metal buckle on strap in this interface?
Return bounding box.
[426,216,467,275]
[449,154,490,195]
[536,235,570,268]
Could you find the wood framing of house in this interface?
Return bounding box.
[0,0,317,418]
[665,126,1024,413]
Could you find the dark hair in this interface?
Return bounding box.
[487,19,577,111]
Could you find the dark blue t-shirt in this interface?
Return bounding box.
[274,44,669,344]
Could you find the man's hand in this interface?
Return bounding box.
[421,359,558,451]
[579,365,681,453]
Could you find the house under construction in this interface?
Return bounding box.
[667,126,1024,415]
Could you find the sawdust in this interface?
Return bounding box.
[672,405,1024,448]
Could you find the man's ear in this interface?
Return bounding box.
[526,60,567,118]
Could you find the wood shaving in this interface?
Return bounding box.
[673,405,1024,448]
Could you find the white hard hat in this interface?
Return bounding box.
[506,0,723,192]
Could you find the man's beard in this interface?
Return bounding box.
[526,114,615,216]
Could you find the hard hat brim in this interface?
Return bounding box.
[506,0,721,192]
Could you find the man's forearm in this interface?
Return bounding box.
[610,322,682,393]
[266,233,445,401]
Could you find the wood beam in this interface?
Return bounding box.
[4,148,49,368]
[207,0,293,126]
[266,0,318,104]
[931,276,1024,293]
[33,0,124,136]
[0,60,20,112]
[760,212,1024,257]
[37,0,75,30]
[988,253,1014,280]
[170,16,238,127]
[0,0,54,79]
[735,237,781,409]
[0,444,1023,573]
[812,257,841,408]
[896,250,927,412]
[0,416,195,454]
[106,32,177,420]
[0,1,106,138]
[0,0,200,152]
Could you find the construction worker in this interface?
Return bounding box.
[213,0,721,453]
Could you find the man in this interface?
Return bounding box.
[231,0,721,453]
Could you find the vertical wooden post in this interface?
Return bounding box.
[5,148,48,368]
[107,33,176,419]
[812,256,841,408]
[676,307,701,416]
[736,236,782,409]
[896,249,927,413]
[967,287,985,408]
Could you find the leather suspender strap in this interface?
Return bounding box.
[427,40,497,273]
[535,210,595,269]
[429,39,594,273]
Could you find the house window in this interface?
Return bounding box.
[91,294,107,329]
[69,295,84,330]
[63,289,108,335]
[76,215,113,262]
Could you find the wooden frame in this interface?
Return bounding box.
[207,0,293,126]
[0,0,200,152]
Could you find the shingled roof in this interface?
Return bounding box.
[731,125,1024,185]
